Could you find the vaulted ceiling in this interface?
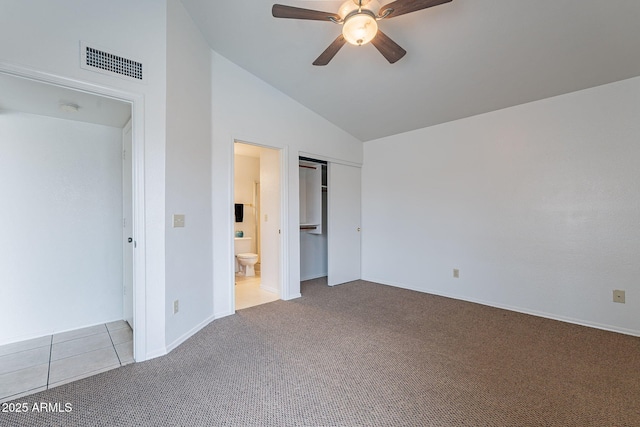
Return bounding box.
[182,0,640,142]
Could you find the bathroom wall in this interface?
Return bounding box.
[0,111,124,344]
[234,154,259,254]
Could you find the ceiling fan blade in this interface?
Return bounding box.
[313,35,347,66]
[370,30,406,64]
[378,0,452,19]
[272,4,340,21]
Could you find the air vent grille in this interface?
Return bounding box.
[80,42,144,82]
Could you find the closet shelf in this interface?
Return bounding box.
[299,159,323,235]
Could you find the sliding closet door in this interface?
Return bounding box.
[327,163,361,286]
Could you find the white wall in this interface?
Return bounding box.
[362,77,640,335]
[0,112,123,343]
[211,51,363,318]
[0,0,167,358]
[164,0,213,350]
[0,0,360,357]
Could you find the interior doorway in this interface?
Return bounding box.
[0,69,142,401]
[299,157,328,281]
[233,141,282,310]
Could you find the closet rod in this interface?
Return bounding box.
[300,225,317,230]
[299,165,316,169]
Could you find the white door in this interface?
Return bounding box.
[328,163,361,286]
[259,147,281,294]
[122,120,134,327]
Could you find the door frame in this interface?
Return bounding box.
[0,62,147,361]
[229,138,288,309]
[122,118,134,328]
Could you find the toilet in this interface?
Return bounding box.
[236,253,259,277]
[234,236,258,277]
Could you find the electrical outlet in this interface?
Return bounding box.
[453,268,460,278]
[173,299,179,313]
[613,290,625,304]
[173,214,185,228]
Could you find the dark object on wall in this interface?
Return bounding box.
[235,204,244,223]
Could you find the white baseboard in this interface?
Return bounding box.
[213,310,235,320]
[282,292,302,301]
[144,347,168,361]
[165,313,217,354]
[362,276,640,337]
[260,284,278,293]
[300,273,327,282]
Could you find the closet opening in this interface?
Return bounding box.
[299,157,328,283]
[299,154,362,288]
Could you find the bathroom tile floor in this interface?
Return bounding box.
[235,273,279,310]
[0,321,133,403]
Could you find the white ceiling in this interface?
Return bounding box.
[182,0,640,142]
[0,73,131,128]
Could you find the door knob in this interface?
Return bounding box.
[357,227,361,232]
[128,237,133,243]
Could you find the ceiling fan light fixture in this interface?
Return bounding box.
[272,0,449,65]
[342,11,378,46]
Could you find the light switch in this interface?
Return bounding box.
[173,214,185,228]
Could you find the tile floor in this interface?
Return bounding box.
[235,272,279,310]
[0,320,133,403]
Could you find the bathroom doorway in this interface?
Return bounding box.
[233,141,281,310]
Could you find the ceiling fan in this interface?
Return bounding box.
[272,0,452,65]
